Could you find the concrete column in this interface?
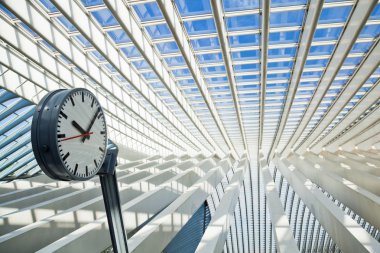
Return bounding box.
[259,154,299,253]
[195,159,248,253]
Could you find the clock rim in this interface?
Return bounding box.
[32,88,108,181]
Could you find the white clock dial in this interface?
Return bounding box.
[56,90,107,179]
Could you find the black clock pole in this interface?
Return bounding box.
[98,140,129,253]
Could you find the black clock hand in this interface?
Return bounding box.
[82,107,101,143]
[72,120,86,134]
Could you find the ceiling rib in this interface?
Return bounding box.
[210,0,248,153]
[280,0,379,158]
[50,0,215,156]
[268,0,323,160]
[258,0,270,154]
[155,0,239,159]
[311,72,380,153]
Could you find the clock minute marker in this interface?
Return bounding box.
[86,166,88,177]
[70,96,75,106]
[59,111,67,119]
[57,134,66,138]
[91,97,94,108]
[74,164,78,175]
[63,152,70,161]
[94,159,98,168]
[82,92,84,102]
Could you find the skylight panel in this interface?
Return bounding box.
[133,2,163,21]
[358,24,380,38]
[268,61,294,70]
[309,44,335,56]
[305,59,329,68]
[81,0,104,7]
[197,53,224,63]
[369,3,380,20]
[226,15,259,31]
[74,35,92,48]
[234,63,259,72]
[184,19,216,35]
[318,6,352,24]
[191,37,220,50]
[55,16,77,32]
[165,56,186,66]
[313,27,343,41]
[235,75,259,82]
[91,9,118,27]
[155,41,180,54]
[271,0,307,7]
[205,76,228,84]
[350,42,373,53]
[132,60,150,70]
[20,23,39,37]
[269,30,301,44]
[231,50,259,60]
[201,66,226,74]
[342,56,363,66]
[270,10,305,28]
[107,29,131,44]
[90,51,105,61]
[39,0,58,13]
[145,24,173,39]
[121,46,142,58]
[268,47,297,58]
[172,68,191,77]
[175,0,212,16]
[222,0,259,12]
[229,34,260,47]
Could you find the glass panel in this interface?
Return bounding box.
[121,46,142,58]
[39,0,58,12]
[191,37,220,50]
[369,4,380,20]
[270,10,304,28]
[318,6,351,24]
[175,0,212,16]
[268,61,294,70]
[226,15,259,31]
[201,66,226,74]
[351,42,373,53]
[305,59,329,68]
[268,47,297,58]
[269,30,300,44]
[229,34,259,47]
[231,50,259,60]
[56,16,77,32]
[197,53,224,63]
[308,44,335,55]
[107,29,131,44]
[359,24,380,38]
[223,0,259,12]
[184,19,216,35]
[145,24,172,39]
[81,0,104,7]
[165,56,186,66]
[271,0,307,7]
[91,9,118,27]
[133,2,163,21]
[75,35,92,47]
[234,63,259,72]
[156,41,180,54]
[313,27,343,41]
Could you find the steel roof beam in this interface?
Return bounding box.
[211,0,248,153]
[50,0,215,156]
[281,0,378,157]
[268,0,323,160]
[155,0,239,159]
[296,39,380,154]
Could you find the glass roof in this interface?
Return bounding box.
[0,0,379,251]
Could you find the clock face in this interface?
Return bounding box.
[56,90,107,179]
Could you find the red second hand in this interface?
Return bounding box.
[61,132,93,142]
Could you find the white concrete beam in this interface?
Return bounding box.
[288,154,380,230]
[281,0,378,157]
[259,154,299,253]
[155,0,239,159]
[210,0,248,152]
[195,159,248,253]
[268,0,323,160]
[275,155,380,253]
[300,40,380,153]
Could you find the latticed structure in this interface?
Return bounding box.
[0,0,379,252]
